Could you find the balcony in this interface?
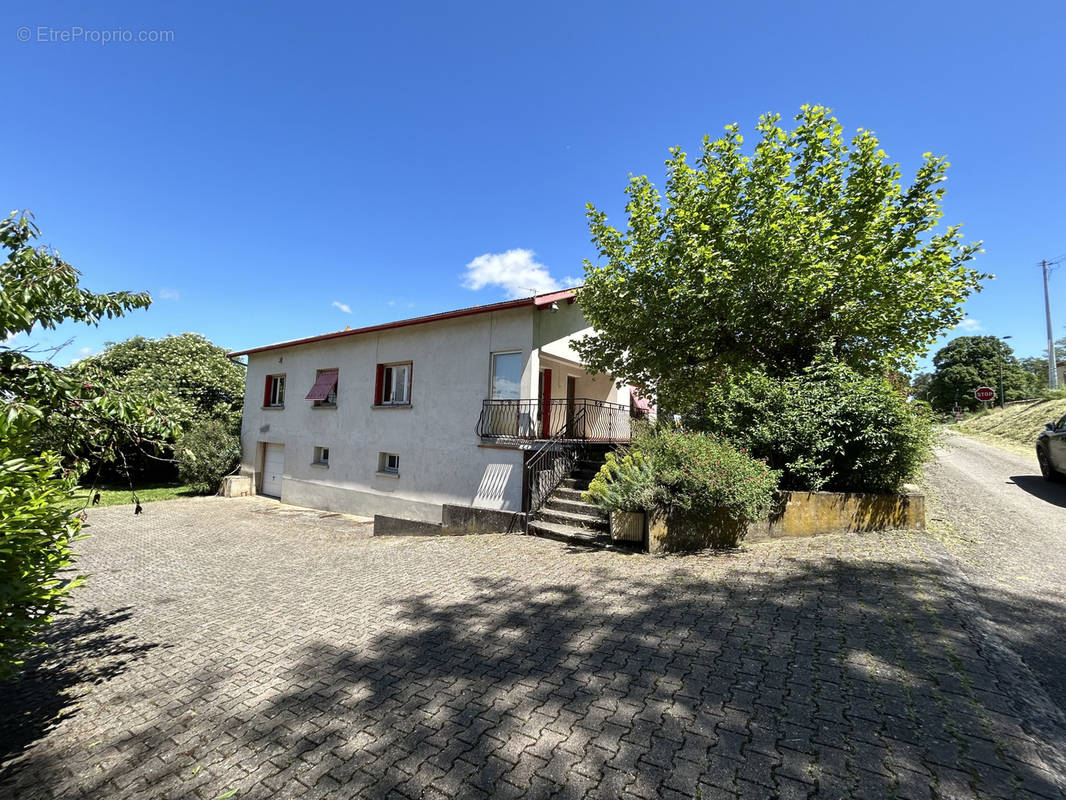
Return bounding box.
[476,398,643,443]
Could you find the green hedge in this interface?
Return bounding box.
[176,419,240,494]
[687,359,934,493]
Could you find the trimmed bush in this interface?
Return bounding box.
[584,428,780,539]
[177,419,240,494]
[687,358,935,493]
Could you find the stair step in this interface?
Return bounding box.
[544,497,604,516]
[528,520,610,548]
[560,477,594,490]
[552,487,586,502]
[535,508,609,531]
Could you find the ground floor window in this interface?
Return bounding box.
[378,452,399,475]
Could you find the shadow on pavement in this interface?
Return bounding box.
[6,552,1065,799]
[0,607,160,779]
[1008,474,1066,508]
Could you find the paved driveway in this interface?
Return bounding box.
[926,433,1066,718]
[2,497,1065,799]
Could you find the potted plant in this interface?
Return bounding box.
[582,451,654,542]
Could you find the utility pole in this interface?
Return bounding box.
[998,335,1012,409]
[1044,260,1059,390]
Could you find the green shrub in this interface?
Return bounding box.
[0,450,83,678]
[583,450,656,512]
[177,419,240,494]
[584,430,780,533]
[635,429,780,525]
[687,357,935,493]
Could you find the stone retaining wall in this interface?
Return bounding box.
[647,489,926,554]
[373,504,526,537]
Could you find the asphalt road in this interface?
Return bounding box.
[926,432,1066,714]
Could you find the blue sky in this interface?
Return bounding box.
[5,0,1065,372]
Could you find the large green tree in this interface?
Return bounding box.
[574,106,986,410]
[75,333,245,434]
[926,336,1036,411]
[0,210,174,677]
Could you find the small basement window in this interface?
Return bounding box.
[378,452,399,475]
[313,446,330,467]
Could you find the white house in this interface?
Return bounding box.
[228,290,644,525]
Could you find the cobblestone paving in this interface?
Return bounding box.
[2,496,1065,799]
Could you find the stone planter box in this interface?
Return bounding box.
[646,488,926,554]
[221,475,253,497]
[610,511,645,542]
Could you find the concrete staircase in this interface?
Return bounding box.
[527,447,612,547]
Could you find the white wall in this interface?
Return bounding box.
[240,307,534,522]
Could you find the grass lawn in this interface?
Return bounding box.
[64,482,202,510]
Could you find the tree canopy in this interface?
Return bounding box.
[574,106,987,410]
[926,336,1037,411]
[75,333,246,434]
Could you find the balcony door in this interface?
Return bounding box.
[566,375,577,438]
[538,368,553,438]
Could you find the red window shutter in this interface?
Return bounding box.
[264,375,272,407]
[374,364,385,406]
[305,369,339,401]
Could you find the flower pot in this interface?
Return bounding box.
[610,510,645,542]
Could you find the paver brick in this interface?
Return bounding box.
[1,497,1065,799]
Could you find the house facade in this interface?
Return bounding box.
[229,290,642,524]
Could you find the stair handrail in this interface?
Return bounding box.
[525,407,587,514]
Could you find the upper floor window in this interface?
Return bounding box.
[490,352,522,400]
[375,362,411,406]
[264,374,285,407]
[306,368,339,407]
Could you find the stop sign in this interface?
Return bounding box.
[975,386,996,402]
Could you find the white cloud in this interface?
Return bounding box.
[955,317,982,332]
[463,248,561,298]
[157,288,180,300]
[68,346,98,365]
[387,300,396,307]
[331,301,352,314]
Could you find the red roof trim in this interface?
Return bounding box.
[533,289,577,308]
[227,290,577,358]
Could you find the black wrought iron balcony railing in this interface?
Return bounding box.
[475,397,643,442]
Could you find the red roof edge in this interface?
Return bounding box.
[227,289,577,358]
[533,289,577,308]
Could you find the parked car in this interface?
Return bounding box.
[1036,414,1066,480]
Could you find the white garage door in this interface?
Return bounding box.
[262,443,284,498]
